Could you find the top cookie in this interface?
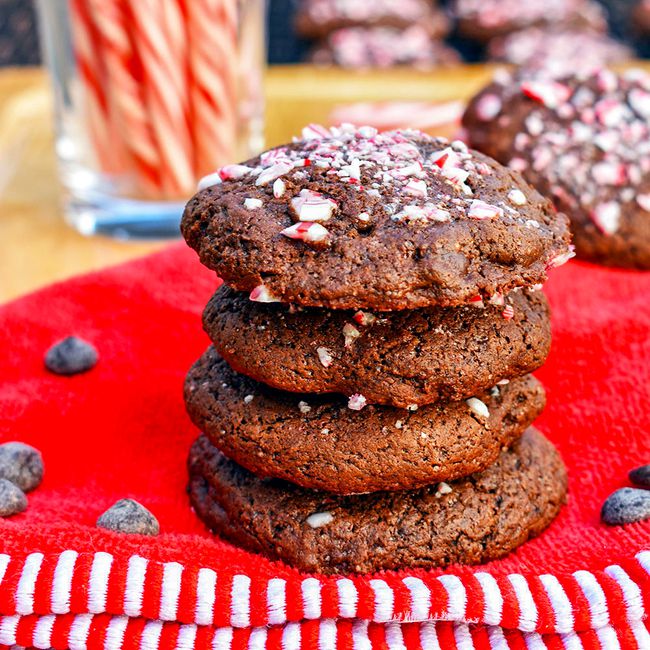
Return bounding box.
[463,70,650,269]
[182,125,572,311]
[295,0,449,40]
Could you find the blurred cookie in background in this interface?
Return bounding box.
[451,0,607,42]
[310,26,460,69]
[295,0,450,39]
[488,27,633,77]
[633,0,650,32]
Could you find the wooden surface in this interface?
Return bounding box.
[0,64,497,303]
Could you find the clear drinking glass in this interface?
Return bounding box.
[36,0,266,239]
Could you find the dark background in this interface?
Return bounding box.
[0,0,646,67]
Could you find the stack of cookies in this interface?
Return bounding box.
[182,124,572,574]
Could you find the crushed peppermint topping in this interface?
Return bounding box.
[475,93,503,121]
[466,397,490,419]
[280,222,329,243]
[591,202,621,235]
[353,310,376,326]
[547,246,576,269]
[316,346,333,367]
[298,401,312,414]
[435,482,453,498]
[291,189,337,222]
[489,293,505,306]
[502,304,515,320]
[306,511,334,528]
[343,323,361,348]
[468,199,504,220]
[348,394,367,410]
[249,284,281,303]
[220,164,253,181]
[508,189,527,205]
[197,171,222,191]
[273,178,286,198]
[243,394,254,404]
[521,80,572,109]
[244,198,263,210]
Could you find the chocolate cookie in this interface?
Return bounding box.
[188,428,567,573]
[463,70,650,269]
[310,27,460,70]
[204,285,551,407]
[487,28,632,78]
[182,126,572,310]
[451,0,606,42]
[295,0,450,39]
[184,348,546,494]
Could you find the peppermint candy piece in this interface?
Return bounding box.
[244,198,263,210]
[197,172,222,191]
[508,189,527,206]
[281,222,330,243]
[403,179,428,198]
[256,160,295,186]
[343,323,361,348]
[475,93,502,121]
[348,394,367,411]
[547,247,576,269]
[468,199,503,220]
[249,285,281,303]
[489,293,505,307]
[302,123,332,140]
[353,310,376,326]
[637,194,650,212]
[219,164,254,181]
[316,347,333,368]
[502,305,515,320]
[291,189,337,222]
[521,80,571,109]
[466,397,490,419]
[273,179,286,198]
[591,202,621,235]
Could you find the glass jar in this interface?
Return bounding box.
[36,0,266,239]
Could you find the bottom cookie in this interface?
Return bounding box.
[188,428,567,574]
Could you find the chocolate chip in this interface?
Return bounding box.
[0,442,43,492]
[0,479,27,517]
[601,488,650,525]
[45,336,98,375]
[629,465,650,489]
[96,499,159,536]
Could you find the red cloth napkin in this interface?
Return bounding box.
[0,243,648,650]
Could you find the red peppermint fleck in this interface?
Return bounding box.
[594,98,627,128]
[218,164,254,181]
[281,222,329,243]
[403,179,428,198]
[249,285,280,303]
[291,189,337,222]
[502,305,515,320]
[469,295,485,308]
[468,199,503,220]
[348,394,367,411]
[592,161,627,186]
[353,311,377,326]
[521,80,571,109]
[256,160,295,186]
[489,293,505,307]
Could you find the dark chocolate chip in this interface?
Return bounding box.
[0,442,44,492]
[629,465,650,489]
[96,499,159,536]
[601,488,650,525]
[0,479,27,517]
[45,336,98,376]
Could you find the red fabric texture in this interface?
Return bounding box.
[0,243,649,649]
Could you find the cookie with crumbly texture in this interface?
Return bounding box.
[309,27,460,70]
[184,348,546,494]
[295,0,449,39]
[463,69,650,269]
[204,285,550,407]
[182,126,572,311]
[188,428,566,574]
[451,0,606,42]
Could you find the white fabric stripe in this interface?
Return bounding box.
[68,613,93,650]
[630,618,650,649]
[302,577,322,619]
[195,567,217,626]
[159,561,183,620]
[0,555,11,585]
[438,575,467,621]
[474,573,503,627]
[337,578,358,618]
[369,579,394,622]
[596,624,621,650]
[267,578,287,626]
[88,552,113,614]
[487,625,509,650]
[124,555,148,618]
[248,626,267,650]
[352,620,371,650]
[177,624,198,650]
[140,620,163,650]
[15,552,44,615]
[32,613,55,649]
[0,615,19,646]
[507,574,538,633]
[402,577,430,620]
[231,574,251,627]
[636,551,650,577]
[419,621,441,650]
[105,615,129,650]
[573,570,610,629]
[318,619,337,650]
[524,631,546,650]
[560,631,584,650]
[212,626,233,650]
[281,622,301,650]
[51,550,78,614]
[604,564,645,622]
[453,623,474,650]
[385,622,406,650]
[540,574,575,634]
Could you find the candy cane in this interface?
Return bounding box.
[85,0,163,198]
[186,0,239,177]
[126,0,195,196]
